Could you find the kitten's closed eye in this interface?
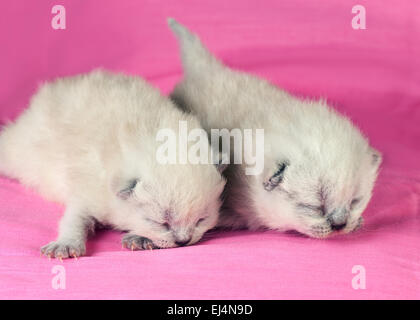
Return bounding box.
[147,218,171,230]
[148,217,208,229]
[296,203,325,215]
[196,217,207,226]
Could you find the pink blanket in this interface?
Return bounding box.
[0,0,419,299]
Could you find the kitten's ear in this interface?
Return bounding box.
[216,152,230,173]
[211,150,229,173]
[263,161,289,191]
[114,178,139,200]
[370,148,382,168]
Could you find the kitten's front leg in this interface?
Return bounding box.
[41,205,94,260]
[121,233,156,251]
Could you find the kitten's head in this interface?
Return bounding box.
[113,162,226,248]
[252,103,381,238]
[111,117,226,248]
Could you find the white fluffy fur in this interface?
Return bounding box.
[0,69,226,258]
[168,18,382,238]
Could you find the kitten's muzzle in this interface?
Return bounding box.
[175,238,192,247]
[327,208,348,231]
[330,222,347,231]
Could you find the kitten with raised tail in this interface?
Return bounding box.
[168,18,381,238]
[0,69,226,259]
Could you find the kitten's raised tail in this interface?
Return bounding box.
[167,18,221,76]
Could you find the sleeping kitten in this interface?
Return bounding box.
[0,69,226,258]
[168,18,381,238]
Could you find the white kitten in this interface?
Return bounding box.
[168,18,381,238]
[0,69,226,258]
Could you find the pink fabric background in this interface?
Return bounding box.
[0,0,419,299]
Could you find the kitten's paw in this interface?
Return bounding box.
[122,234,156,251]
[41,240,86,260]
